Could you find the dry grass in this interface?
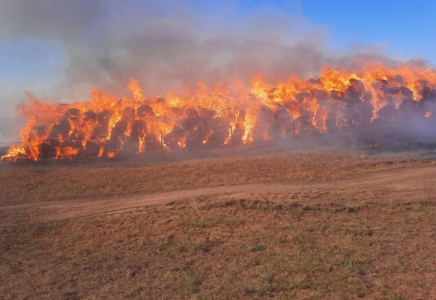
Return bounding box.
[0,149,430,206]
[1,188,435,299]
[0,149,435,299]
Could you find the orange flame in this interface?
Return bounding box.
[3,63,436,161]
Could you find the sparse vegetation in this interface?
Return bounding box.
[0,150,436,299]
[0,149,432,206]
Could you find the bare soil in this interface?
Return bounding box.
[0,150,435,299]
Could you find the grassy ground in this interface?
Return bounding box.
[0,149,429,206]
[1,149,435,299]
[1,192,435,299]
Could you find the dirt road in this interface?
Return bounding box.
[2,162,436,300]
[2,165,435,220]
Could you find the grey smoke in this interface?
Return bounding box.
[1,0,422,99]
[0,0,330,101]
[0,0,102,40]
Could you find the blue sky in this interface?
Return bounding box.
[300,0,436,61]
[0,0,435,119]
[235,0,436,61]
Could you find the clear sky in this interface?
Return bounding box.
[0,0,435,119]
[299,0,436,61]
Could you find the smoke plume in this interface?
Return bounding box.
[0,0,349,100]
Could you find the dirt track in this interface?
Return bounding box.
[3,165,435,220]
[2,161,436,299]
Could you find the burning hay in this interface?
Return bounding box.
[3,63,436,162]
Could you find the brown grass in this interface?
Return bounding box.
[0,149,430,206]
[0,149,435,299]
[1,189,435,299]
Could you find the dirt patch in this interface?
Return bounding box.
[1,164,435,221]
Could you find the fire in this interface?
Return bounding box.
[177,135,187,148]
[97,146,104,158]
[203,129,214,145]
[3,63,436,161]
[107,151,116,158]
[127,78,144,101]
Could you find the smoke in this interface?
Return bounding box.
[0,0,330,99]
[1,0,429,99]
[0,0,101,40]
[61,0,334,96]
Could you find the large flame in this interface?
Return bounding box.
[3,63,436,161]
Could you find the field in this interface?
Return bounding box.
[1,149,436,299]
